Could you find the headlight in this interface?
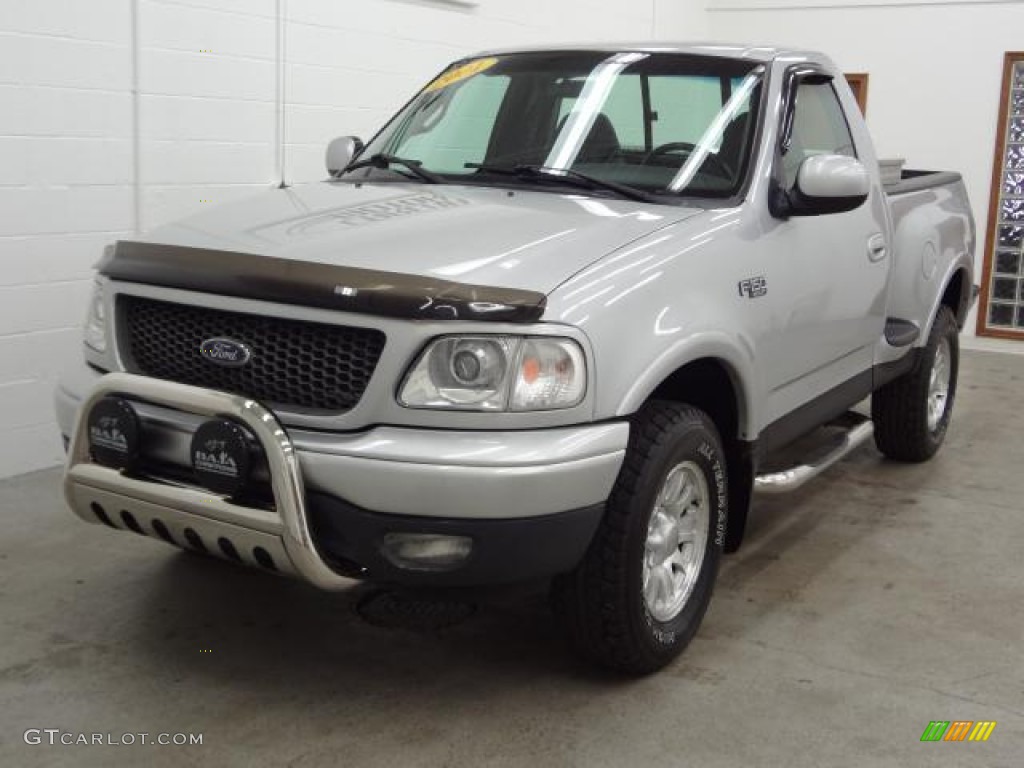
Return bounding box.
[83,283,107,353]
[399,336,586,412]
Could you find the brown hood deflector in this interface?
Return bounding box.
[99,241,547,323]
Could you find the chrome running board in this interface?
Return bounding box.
[754,413,874,495]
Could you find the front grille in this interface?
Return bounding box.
[118,295,386,412]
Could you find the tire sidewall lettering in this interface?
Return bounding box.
[699,440,728,548]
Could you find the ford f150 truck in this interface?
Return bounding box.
[55,44,976,673]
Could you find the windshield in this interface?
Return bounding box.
[351,51,765,199]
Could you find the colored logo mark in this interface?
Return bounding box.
[920,721,996,742]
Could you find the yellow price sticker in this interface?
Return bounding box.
[424,57,499,93]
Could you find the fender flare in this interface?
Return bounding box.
[920,254,974,343]
[615,330,760,441]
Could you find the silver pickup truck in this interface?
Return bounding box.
[55,44,976,673]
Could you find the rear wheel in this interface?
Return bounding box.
[872,306,959,462]
[553,401,727,674]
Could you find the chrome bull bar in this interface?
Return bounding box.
[64,372,350,590]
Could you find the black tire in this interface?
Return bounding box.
[552,401,727,675]
[872,306,959,462]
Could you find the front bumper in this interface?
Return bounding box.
[57,367,626,588]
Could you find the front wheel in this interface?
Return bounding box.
[552,401,727,674]
[872,305,959,462]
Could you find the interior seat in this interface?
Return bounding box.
[556,112,622,164]
[716,111,751,177]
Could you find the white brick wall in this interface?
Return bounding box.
[0,0,134,477]
[0,0,669,478]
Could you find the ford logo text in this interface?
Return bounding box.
[199,338,252,368]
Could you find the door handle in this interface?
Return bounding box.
[867,234,887,262]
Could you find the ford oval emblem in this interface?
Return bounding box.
[199,337,252,368]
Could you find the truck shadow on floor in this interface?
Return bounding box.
[116,443,927,693]
[131,549,587,685]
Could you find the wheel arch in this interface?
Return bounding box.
[615,336,758,441]
[915,255,974,346]
[621,351,757,553]
[646,358,746,448]
[939,265,971,330]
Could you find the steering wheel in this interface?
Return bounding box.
[643,142,733,180]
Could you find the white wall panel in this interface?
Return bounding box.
[653,0,710,39]
[709,0,1007,7]
[141,1,276,60]
[139,94,275,143]
[0,0,130,43]
[0,330,83,383]
[0,33,131,91]
[0,85,132,137]
[0,282,94,336]
[0,187,135,236]
[155,0,277,17]
[144,141,276,185]
[0,379,68,432]
[140,49,277,101]
[0,234,130,287]
[0,425,67,479]
[0,138,132,187]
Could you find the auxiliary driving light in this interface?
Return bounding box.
[190,418,260,498]
[380,533,474,572]
[86,396,141,470]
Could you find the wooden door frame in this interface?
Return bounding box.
[977,51,1024,339]
[844,72,869,116]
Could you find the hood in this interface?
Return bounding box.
[138,181,704,296]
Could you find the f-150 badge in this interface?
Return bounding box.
[738,276,767,299]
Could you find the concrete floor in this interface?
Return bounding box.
[2,349,1022,767]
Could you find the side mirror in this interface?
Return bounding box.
[326,136,364,177]
[786,154,870,216]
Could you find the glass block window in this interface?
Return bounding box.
[982,55,1024,336]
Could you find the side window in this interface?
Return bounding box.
[782,81,856,188]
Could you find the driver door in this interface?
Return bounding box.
[758,70,889,434]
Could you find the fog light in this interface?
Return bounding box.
[381,533,473,572]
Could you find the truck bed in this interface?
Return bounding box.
[884,169,963,196]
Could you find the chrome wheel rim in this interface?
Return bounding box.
[927,337,952,432]
[642,461,710,623]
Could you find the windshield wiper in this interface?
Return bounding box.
[466,163,658,203]
[345,153,441,184]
